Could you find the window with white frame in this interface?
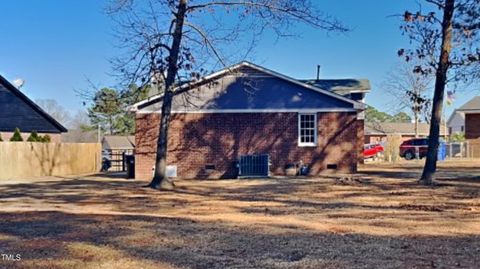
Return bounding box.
[298,113,317,146]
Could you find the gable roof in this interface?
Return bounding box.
[130,61,365,112]
[457,96,480,113]
[447,109,465,126]
[365,122,447,136]
[0,75,67,133]
[102,135,135,150]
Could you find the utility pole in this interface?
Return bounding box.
[97,124,101,143]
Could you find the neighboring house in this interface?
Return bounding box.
[130,61,369,180]
[0,75,67,142]
[62,130,99,143]
[102,135,135,171]
[457,96,480,141]
[102,135,135,153]
[365,122,448,144]
[447,109,465,135]
[300,79,370,103]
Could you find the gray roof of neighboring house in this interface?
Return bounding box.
[102,135,135,150]
[131,62,366,113]
[457,96,480,112]
[365,122,447,136]
[61,130,99,143]
[299,79,371,94]
[0,75,68,133]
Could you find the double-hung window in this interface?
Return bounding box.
[298,113,317,147]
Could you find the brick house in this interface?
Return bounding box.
[130,62,369,180]
[457,96,480,157]
[0,75,67,142]
[457,96,480,139]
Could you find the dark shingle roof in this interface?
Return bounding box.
[131,62,366,112]
[0,75,67,133]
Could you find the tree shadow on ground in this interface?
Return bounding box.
[0,211,479,269]
[1,163,480,268]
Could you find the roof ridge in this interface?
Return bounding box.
[130,62,365,111]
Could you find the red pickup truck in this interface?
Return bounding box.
[363,143,384,159]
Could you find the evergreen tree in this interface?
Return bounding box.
[41,135,51,143]
[10,128,23,142]
[88,88,122,135]
[27,131,40,142]
[365,106,394,123]
[392,112,412,123]
[87,85,149,135]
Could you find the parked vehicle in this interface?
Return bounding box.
[399,138,429,160]
[364,143,384,159]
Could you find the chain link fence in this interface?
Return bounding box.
[371,136,480,163]
[445,141,480,159]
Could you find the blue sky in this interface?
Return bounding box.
[0,0,478,118]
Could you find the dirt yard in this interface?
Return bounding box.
[0,160,479,269]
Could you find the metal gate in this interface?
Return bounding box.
[238,154,270,178]
[105,149,133,172]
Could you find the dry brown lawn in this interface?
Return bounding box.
[0,160,479,269]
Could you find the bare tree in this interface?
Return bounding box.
[35,99,72,127]
[70,110,91,130]
[383,62,432,137]
[399,0,480,185]
[109,0,348,189]
[61,110,101,143]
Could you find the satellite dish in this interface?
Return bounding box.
[13,79,25,89]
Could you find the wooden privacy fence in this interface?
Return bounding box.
[0,142,101,180]
[467,140,480,158]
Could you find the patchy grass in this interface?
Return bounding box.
[0,160,479,268]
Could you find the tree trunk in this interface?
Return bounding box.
[109,116,114,135]
[420,0,455,185]
[414,110,419,138]
[148,0,188,190]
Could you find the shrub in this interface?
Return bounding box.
[9,128,23,142]
[41,135,51,143]
[450,132,465,142]
[27,131,40,142]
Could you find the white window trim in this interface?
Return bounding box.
[298,113,318,147]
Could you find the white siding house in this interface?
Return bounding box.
[447,109,465,135]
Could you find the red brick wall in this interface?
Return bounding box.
[135,112,362,180]
[357,120,364,164]
[465,113,480,140]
